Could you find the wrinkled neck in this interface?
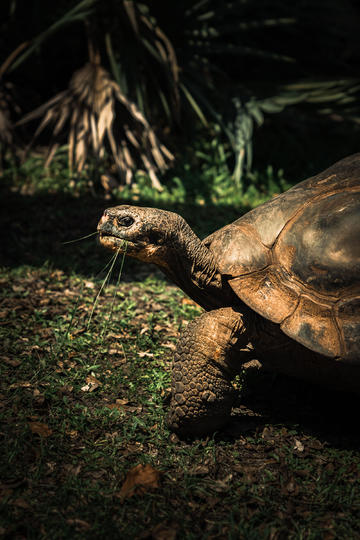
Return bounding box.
[160,218,227,310]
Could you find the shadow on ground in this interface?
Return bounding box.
[0,185,243,277]
[225,369,360,451]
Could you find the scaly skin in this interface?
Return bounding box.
[168,307,253,436]
[97,205,237,310]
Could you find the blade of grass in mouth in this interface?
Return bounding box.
[100,241,128,338]
[87,249,119,330]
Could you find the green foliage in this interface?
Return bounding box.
[116,127,291,207]
[2,147,100,195]
[3,140,290,209]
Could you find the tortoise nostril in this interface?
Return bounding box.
[104,208,117,218]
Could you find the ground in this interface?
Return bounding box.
[0,188,360,539]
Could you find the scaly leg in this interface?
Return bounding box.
[167,306,252,436]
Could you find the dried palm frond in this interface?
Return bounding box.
[0,82,16,169]
[17,57,174,190]
[128,1,180,119]
[0,0,97,167]
[104,1,181,126]
[0,83,16,146]
[0,43,27,168]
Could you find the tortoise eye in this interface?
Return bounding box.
[118,216,134,227]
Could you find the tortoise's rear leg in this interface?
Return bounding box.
[167,307,252,436]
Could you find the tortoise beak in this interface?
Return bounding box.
[97,212,127,250]
[97,212,119,237]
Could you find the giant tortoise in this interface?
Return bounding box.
[97,154,360,435]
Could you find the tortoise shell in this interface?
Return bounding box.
[205,154,360,362]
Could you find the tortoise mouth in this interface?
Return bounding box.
[98,232,129,251]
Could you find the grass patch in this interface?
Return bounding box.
[3,141,291,210]
[1,261,360,539]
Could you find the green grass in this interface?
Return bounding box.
[2,140,291,210]
[1,261,360,539]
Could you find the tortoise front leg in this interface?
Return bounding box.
[167,307,251,436]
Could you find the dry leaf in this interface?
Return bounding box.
[210,474,233,492]
[150,521,178,540]
[139,351,154,358]
[12,285,24,292]
[294,439,304,452]
[63,464,81,476]
[66,518,91,531]
[163,342,176,351]
[1,356,21,367]
[70,328,86,337]
[181,298,198,306]
[66,429,79,439]
[29,421,52,437]
[81,375,101,392]
[107,332,123,339]
[118,464,161,499]
[106,400,141,413]
[151,302,164,311]
[190,465,209,476]
[12,498,30,509]
[18,61,174,189]
[242,359,262,370]
[261,426,274,441]
[108,346,125,355]
[37,327,53,338]
[121,442,144,456]
[110,358,127,367]
[9,381,31,389]
[113,398,129,406]
[153,324,167,332]
[33,389,45,405]
[106,403,126,411]
[59,385,73,395]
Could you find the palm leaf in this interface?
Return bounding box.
[17,59,174,189]
[9,0,98,73]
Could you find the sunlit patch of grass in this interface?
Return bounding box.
[3,141,291,210]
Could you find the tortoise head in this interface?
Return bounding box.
[97,205,181,266]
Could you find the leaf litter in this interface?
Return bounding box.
[1,264,360,538]
[117,463,161,500]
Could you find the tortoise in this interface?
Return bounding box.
[97,154,360,436]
